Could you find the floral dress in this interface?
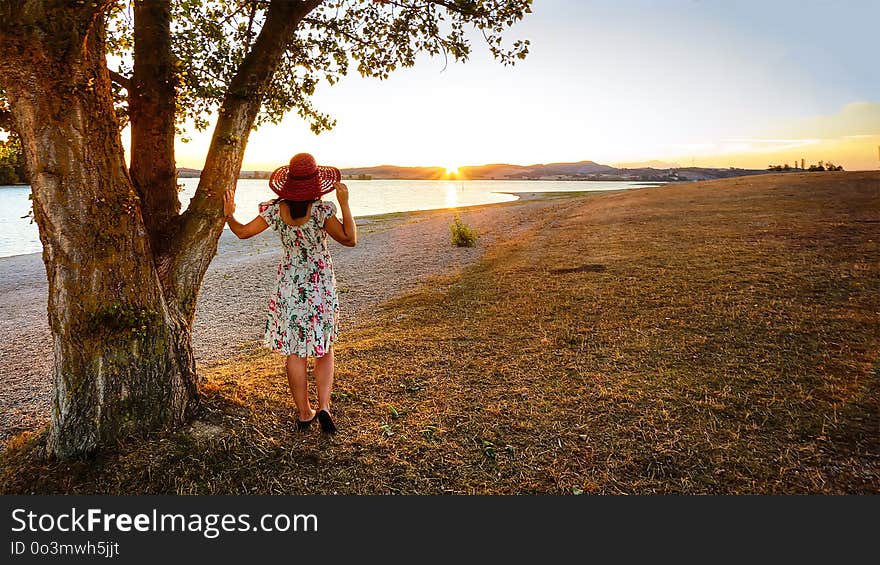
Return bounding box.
[259,199,339,357]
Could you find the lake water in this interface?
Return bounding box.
[0,178,654,258]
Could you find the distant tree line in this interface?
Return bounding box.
[0,91,27,185]
[0,137,27,184]
[769,161,844,172]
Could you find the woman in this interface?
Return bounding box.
[223,153,357,434]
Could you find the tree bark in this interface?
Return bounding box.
[130,0,179,256]
[0,1,197,458]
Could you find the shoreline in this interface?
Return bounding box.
[0,189,624,442]
[0,190,626,261]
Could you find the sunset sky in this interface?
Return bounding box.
[173,0,880,172]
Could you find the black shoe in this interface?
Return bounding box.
[316,410,336,434]
[296,412,316,431]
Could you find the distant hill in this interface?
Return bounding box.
[177,168,270,180]
[340,165,446,180]
[339,161,769,182]
[615,160,682,169]
[662,167,771,181]
[458,160,616,180]
[339,160,617,181]
[177,168,201,178]
[239,170,272,179]
[177,161,777,183]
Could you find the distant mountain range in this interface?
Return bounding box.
[614,160,683,169]
[178,167,272,179]
[178,160,772,182]
[341,161,616,180]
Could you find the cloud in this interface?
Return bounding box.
[662,102,880,170]
[767,101,880,138]
[725,138,822,144]
[719,138,823,154]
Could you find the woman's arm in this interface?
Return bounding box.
[224,189,269,239]
[324,182,357,247]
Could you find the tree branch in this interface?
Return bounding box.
[108,69,131,90]
[0,108,14,132]
[167,0,322,316]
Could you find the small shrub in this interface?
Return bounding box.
[450,216,478,247]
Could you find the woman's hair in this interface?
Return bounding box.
[274,197,315,219]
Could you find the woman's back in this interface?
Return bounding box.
[259,199,337,266]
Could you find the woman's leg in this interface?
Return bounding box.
[313,346,335,413]
[286,355,314,421]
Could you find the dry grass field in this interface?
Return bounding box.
[3,171,878,494]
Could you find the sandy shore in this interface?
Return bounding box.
[0,191,604,442]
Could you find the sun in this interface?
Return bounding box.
[445,164,460,177]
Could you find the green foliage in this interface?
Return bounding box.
[450,215,478,247]
[104,0,532,135]
[0,138,26,185]
[815,160,844,172]
[769,160,845,172]
[0,89,26,185]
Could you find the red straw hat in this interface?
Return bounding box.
[269,153,341,200]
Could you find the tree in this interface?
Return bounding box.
[0,0,531,458]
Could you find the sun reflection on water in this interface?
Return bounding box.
[444,182,460,208]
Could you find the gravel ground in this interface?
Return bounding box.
[0,192,588,443]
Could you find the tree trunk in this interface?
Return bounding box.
[0,3,198,458]
[130,0,179,256]
[0,0,321,458]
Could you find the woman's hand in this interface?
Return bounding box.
[334,182,349,207]
[224,189,270,239]
[325,181,356,246]
[223,189,236,218]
